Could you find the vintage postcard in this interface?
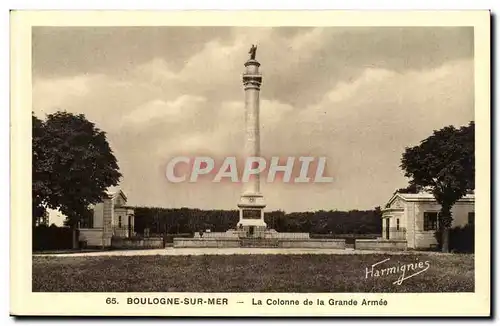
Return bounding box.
[10,10,490,317]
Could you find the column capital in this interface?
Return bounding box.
[244,59,261,67]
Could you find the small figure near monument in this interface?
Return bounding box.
[249,44,257,60]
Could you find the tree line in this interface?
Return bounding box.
[133,207,383,235]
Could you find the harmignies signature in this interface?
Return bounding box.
[365,257,430,285]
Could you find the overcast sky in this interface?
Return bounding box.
[33,26,474,215]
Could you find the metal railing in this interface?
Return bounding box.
[112,226,135,238]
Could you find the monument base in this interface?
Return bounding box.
[237,193,267,230]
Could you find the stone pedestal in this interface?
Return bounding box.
[237,196,267,236]
[237,194,266,227]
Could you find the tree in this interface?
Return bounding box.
[400,121,474,252]
[32,111,122,248]
[394,184,420,194]
[32,113,50,225]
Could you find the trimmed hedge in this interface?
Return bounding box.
[33,225,76,251]
[449,225,474,253]
[435,224,474,253]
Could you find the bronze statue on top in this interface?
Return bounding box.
[249,44,257,60]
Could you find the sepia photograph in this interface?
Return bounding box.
[10,10,490,316]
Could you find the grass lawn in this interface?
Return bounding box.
[32,253,474,292]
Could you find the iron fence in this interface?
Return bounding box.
[112,226,135,238]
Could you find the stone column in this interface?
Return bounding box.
[237,58,267,231]
[102,197,113,247]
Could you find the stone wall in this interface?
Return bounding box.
[192,229,311,240]
[111,237,164,249]
[173,238,346,249]
[194,230,242,239]
[354,239,407,251]
[192,230,312,240]
[79,228,104,247]
[174,238,241,248]
[265,231,310,239]
[279,239,345,249]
